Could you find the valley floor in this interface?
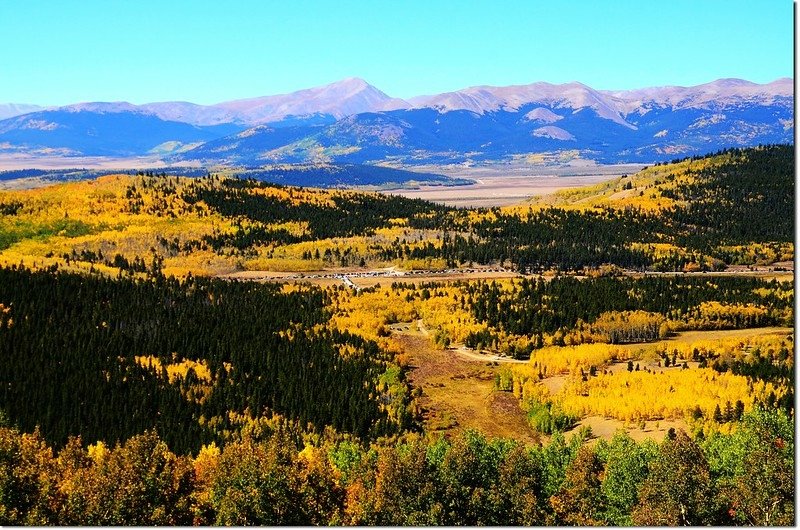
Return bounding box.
[379,161,646,207]
[392,318,792,445]
[391,319,540,444]
[381,173,621,207]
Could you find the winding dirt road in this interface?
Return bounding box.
[416,319,527,364]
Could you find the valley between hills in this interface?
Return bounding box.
[0,0,794,524]
[0,144,793,525]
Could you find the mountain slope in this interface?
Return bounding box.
[0,77,792,162]
[212,77,410,124]
[179,76,792,165]
[605,77,793,114]
[0,106,242,156]
[132,78,410,127]
[410,81,634,128]
[0,78,412,156]
[410,78,792,118]
[139,101,241,126]
[0,103,43,120]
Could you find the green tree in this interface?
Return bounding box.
[210,434,305,525]
[343,435,440,525]
[540,431,572,500]
[491,444,545,525]
[598,431,658,524]
[435,430,511,525]
[708,408,795,525]
[726,439,794,525]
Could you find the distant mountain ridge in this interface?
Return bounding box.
[211,77,410,125]
[411,78,792,118]
[0,103,44,121]
[0,77,792,163]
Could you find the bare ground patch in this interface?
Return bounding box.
[381,174,621,208]
[575,415,690,444]
[396,326,539,444]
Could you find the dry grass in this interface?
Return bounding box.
[394,323,540,444]
[576,416,690,444]
[399,325,792,443]
[381,174,620,208]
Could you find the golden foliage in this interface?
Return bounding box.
[134,355,212,384]
[558,368,785,423]
[0,174,454,277]
[500,331,792,427]
[526,343,633,377]
[330,288,416,343]
[0,303,11,329]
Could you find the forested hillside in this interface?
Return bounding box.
[0,145,793,276]
[0,164,461,189]
[0,267,412,454]
[468,275,793,343]
[0,144,793,525]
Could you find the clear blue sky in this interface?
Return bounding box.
[0,0,793,105]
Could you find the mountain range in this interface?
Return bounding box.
[0,77,792,165]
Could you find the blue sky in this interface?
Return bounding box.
[1,0,793,105]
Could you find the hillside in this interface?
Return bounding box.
[0,164,461,190]
[0,107,242,157]
[175,78,794,165]
[0,144,793,525]
[0,103,43,120]
[0,145,792,277]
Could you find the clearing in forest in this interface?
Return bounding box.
[392,321,540,444]
[396,321,793,444]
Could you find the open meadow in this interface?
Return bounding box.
[381,162,645,207]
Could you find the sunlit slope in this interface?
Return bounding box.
[0,145,792,277]
[0,174,231,276]
[514,144,794,266]
[0,174,452,276]
[524,145,793,218]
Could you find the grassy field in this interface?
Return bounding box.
[391,320,540,443]
[382,173,619,207]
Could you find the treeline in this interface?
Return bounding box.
[466,275,792,340]
[407,209,658,271]
[231,163,462,188]
[192,177,455,239]
[139,164,460,188]
[180,178,453,243]
[0,407,792,526]
[709,342,794,387]
[0,266,408,454]
[591,310,666,344]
